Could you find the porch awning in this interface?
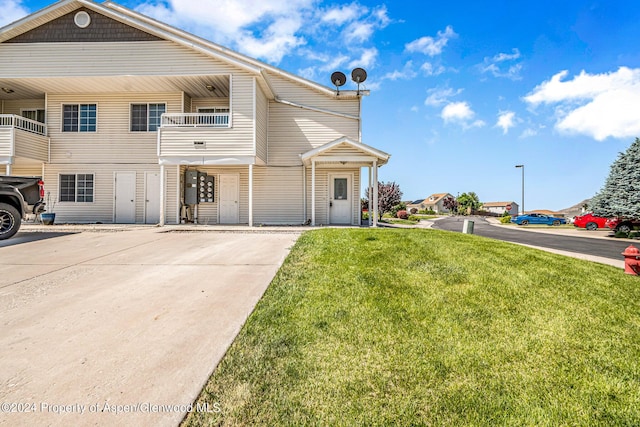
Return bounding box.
[300,136,390,166]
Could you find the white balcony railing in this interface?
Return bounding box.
[0,114,47,136]
[161,112,230,128]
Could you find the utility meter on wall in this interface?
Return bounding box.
[198,174,215,203]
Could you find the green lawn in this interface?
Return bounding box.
[184,228,640,426]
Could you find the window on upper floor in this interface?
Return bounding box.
[131,103,166,132]
[21,109,46,123]
[196,107,230,126]
[60,173,94,203]
[62,104,97,132]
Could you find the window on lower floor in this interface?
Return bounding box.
[131,103,166,131]
[60,174,94,202]
[63,104,97,132]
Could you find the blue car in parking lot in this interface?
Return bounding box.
[511,213,567,226]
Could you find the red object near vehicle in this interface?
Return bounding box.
[572,213,608,230]
[606,217,640,233]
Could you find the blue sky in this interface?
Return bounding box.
[3,0,640,210]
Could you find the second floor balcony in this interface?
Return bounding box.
[0,115,49,164]
[161,111,230,128]
[157,111,256,163]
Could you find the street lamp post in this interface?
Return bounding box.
[515,164,524,215]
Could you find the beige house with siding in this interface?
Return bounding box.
[0,0,389,226]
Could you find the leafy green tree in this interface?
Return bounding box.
[591,137,640,218]
[457,192,482,215]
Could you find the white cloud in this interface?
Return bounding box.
[405,26,457,56]
[441,101,485,129]
[496,111,516,134]
[424,87,463,107]
[519,128,538,139]
[382,61,417,81]
[420,62,446,76]
[524,67,640,140]
[479,48,522,80]
[347,47,378,69]
[0,0,29,27]
[344,21,374,43]
[322,3,361,25]
[442,102,472,121]
[136,0,314,63]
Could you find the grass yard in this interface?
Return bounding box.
[184,228,640,426]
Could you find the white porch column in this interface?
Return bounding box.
[372,160,378,227]
[302,166,307,224]
[368,165,372,226]
[248,164,254,226]
[175,165,180,225]
[159,164,165,226]
[311,160,316,226]
[5,164,11,175]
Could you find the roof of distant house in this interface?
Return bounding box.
[483,201,516,207]
[408,199,426,205]
[425,193,451,203]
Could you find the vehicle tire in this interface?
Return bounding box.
[521,220,529,225]
[0,202,21,240]
[585,222,598,231]
[617,224,632,234]
[552,220,560,226]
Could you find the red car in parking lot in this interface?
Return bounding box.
[572,213,608,231]
[605,217,640,233]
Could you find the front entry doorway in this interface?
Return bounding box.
[329,174,352,224]
[219,174,239,224]
[114,172,136,223]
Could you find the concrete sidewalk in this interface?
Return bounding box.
[0,228,299,426]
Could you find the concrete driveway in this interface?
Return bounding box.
[0,227,299,426]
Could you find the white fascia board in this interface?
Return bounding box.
[103,1,355,98]
[301,137,390,163]
[159,156,255,165]
[96,2,263,74]
[0,0,78,39]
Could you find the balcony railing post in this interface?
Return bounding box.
[0,114,47,136]
[160,112,230,128]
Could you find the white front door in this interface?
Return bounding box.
[329,174,352,224]
[219,174,239,224]
[144,172,160,224]
[115,172,136,223]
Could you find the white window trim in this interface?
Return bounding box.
[58,172,95,204]
[129,102,167,132]
[60,103,98,133]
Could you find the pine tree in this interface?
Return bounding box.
[591,137,640,218]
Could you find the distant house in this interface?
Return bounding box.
[407,193,454,214]
[483,201,519,216]
[406,198,427,213]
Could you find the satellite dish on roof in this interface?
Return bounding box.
[351,67,367,83]
[331,71,347,95]
[331,71,347,86]
[351,68,367,95]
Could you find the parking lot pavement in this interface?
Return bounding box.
[0,228,299,427]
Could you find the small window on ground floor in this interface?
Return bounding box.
[60,174,94,202]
